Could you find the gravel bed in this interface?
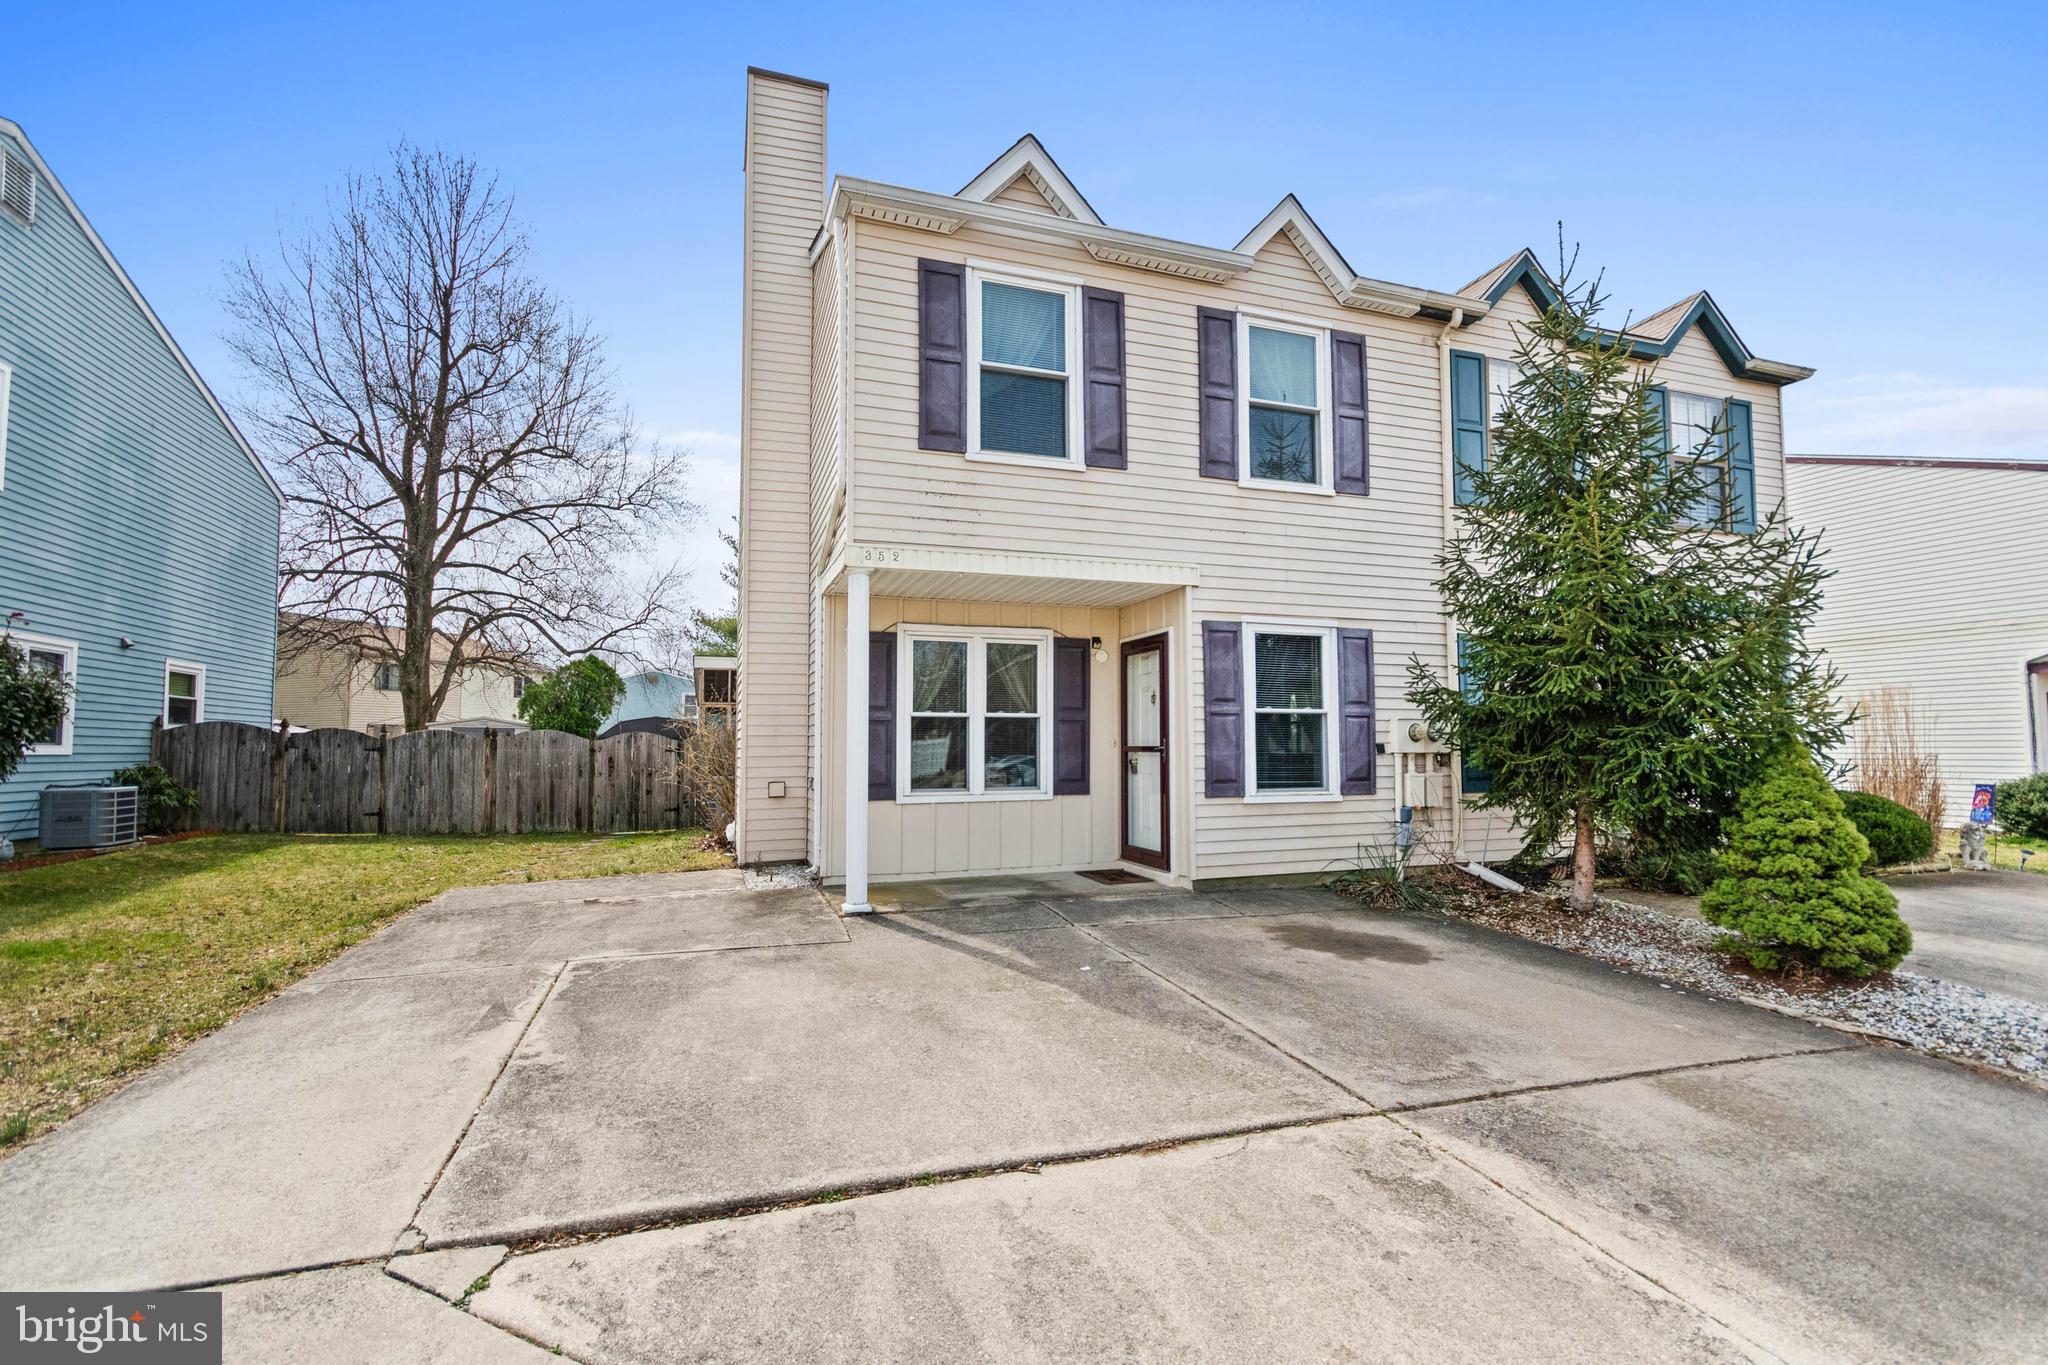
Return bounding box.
[1438,885,2048,1081]
[743,862,818,891]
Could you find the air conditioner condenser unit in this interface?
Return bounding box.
[38,785,142,851]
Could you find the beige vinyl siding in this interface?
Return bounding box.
[988,175,1060,214]
[844,223,1464,878]
[818,595,1126,879]
[273,650,351,730]
[1788,461,2048,819]
[737,71,827,862]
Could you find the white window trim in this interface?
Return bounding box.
[964,262,1086,473]
[1242,622,1341,802]
[1237,311,1334,496]
[13,630,79,757]
[1667,388,1733,528]
[0,359,12,491]
[896,624,1056,803]
[163,659,206,728]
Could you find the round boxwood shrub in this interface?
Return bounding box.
[1995,772,2048,840]
[1703,753,1912,978]
[1836,790,1934,867]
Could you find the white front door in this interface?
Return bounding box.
[1122,636,1167,867]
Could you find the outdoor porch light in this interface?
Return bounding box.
[1090,635,1108,663]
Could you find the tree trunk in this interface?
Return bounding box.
[1570,800,1598,912]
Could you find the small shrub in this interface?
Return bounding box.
[112,762,198,835]
[1837,790,1934,867]
[1325,833,1451,913]
[680,717,736,838]
[1702,752,1912,978]
[1995,773,2048,841]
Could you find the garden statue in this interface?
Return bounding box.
[1958,822,1991,871]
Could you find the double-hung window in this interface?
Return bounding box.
[1240,318,1330,490]
[1486,356,1522,433]
[15,634,77,755]
[968,268,1081,468]
[1244,625,1336,797]
[164,661,204,727]
[1666,389,1731,527]
[901,628,1052,800]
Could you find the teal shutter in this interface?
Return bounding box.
[1450,351,1486,504]
[1644,385,1669,463]
[1456,634,1491,795]
[1725,399,1756,532]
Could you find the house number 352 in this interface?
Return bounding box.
[858,547,904,564]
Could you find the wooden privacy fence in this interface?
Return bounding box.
[153,722,694,836]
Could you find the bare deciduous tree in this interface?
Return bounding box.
[228,144,694,730]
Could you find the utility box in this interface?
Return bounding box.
[1404,772,1448,808]
[38,785,141,851]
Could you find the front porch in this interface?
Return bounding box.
[820,544,1201,911]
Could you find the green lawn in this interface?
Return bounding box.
[0,830,728,1150]
[1939,827,2047,874]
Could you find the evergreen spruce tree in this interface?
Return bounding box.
[1702,751,1912,976]
[1407,246,1844,910]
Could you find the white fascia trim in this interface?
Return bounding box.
[825,178,1251,282]
[956,135,1104,226]
[0,120,284,505]
[1236,195,1481,319]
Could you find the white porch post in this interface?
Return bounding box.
[842,567,874,914]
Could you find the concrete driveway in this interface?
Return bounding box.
[1884,871,2048,1007]
[2,868,2044,1362]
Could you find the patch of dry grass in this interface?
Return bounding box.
[0,830,727,1150]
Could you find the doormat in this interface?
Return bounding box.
[1077,868,1148,885]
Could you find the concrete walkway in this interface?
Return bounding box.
[2,868,2044,1362]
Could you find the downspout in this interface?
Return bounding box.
[1437,307,1467,863]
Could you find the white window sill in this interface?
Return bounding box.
[25,744,73,758]
[1244,789,1343,803]
[894,788,1057,804]
[1237,474,1335,497]
[965,448,1086,473]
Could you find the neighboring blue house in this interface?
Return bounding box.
[599,669,697,738]
[0,119,282,844]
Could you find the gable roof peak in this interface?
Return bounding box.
[957,134,1102,225]
[1235,194,1361,297]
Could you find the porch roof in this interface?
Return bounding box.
[822,542,1199,608]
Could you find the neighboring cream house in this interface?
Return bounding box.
[735,69,1811,906]
[1788,455,2048,819]
[273,619,532,734]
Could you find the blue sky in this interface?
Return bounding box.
[9,1,2044,608]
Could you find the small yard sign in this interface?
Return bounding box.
[1970,784,1996,825]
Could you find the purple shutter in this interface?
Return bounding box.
[1082,288,1127,469]
[1337,628,1377,796]
[918,260,967,452]
[868,632,896,800]
[1202,620,1244,797]
[1053,637,1090,794]
[1331,330,1370,496]
[1196,308,1238,480]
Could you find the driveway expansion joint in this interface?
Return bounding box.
[1382,1041,1867,1116]
[402,960,570,1246]
[467,1111,1378,1258]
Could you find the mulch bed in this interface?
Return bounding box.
[1,830,217,874]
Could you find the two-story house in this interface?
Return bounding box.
[273,614,533,735]
[734,70,1812,909]
[0,119,283,843]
